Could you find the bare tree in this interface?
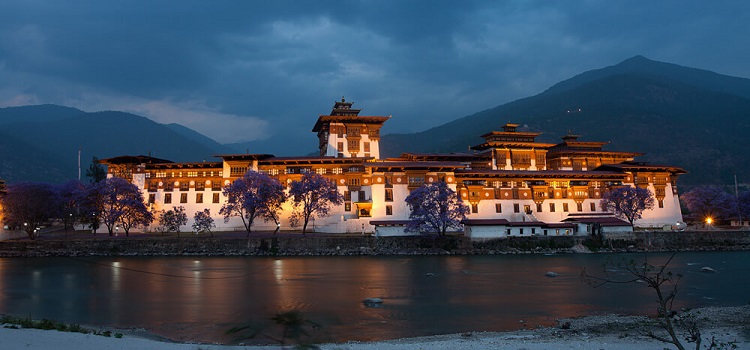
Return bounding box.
[581,253,736,350]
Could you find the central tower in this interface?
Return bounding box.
[312,97,390,159]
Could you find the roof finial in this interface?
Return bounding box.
[341,96,346,102]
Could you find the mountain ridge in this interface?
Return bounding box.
[2,55,748,186]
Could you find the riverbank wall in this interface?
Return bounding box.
[0,230,749,257]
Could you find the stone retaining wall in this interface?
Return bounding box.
[0,231,748,257]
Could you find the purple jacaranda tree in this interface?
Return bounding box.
[404,181,470,235]
[57,180,87,231]
[93,177,149,236]
[1,182,60,239]
[738,190,750,221]
[600,186,655,225]
[118,196,154,236]
[681,185,736,222]
[220,170,287,235]
[158,206,188,237]
[192,208,216,237]
[78,183,104,234]
[289,172,343,234]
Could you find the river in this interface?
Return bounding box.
[0,251,748,345]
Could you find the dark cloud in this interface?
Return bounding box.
[1,0,748,150]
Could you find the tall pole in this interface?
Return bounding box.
[735,174,742,225]
[78,148,81,181]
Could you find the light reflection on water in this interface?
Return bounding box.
[0,251,748,345]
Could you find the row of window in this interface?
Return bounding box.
[342,202,393,216]
[505,228,572,236]
[153,171,223,178]
[149,182,223,192]
[148,192,223,205]
[475,202,599,214]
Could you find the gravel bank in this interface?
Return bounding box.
[2,306,747,349]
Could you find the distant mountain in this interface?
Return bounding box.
[164,123,234,154]
[0,104,85,124]
[381,56,750,186]
[0,106,230,183]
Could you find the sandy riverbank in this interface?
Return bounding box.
[1,306,747,350]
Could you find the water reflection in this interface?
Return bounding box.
[0,252,747,345]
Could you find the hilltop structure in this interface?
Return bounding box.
[101,98,686,238]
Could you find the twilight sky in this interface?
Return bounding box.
[1,1,749,152]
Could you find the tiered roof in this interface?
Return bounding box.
[312,97,390,132]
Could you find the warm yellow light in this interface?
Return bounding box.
[705,217,713,225]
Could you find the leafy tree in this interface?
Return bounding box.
[220,171,287,235]
[1,182,60,239]
[404,181,470,235]
[56,180,87,231]
[159,206,188,237]
[289,173,343,234]
[681,186,736,222]
[192,209,215,237]
[92,177,149,236]
[85,156,107,183]
[600,186,655,225]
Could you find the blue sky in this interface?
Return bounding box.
[1,1,748,152]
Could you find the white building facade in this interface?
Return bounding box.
[102,99,687,237]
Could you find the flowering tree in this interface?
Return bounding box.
[57,180,87,231]
[738,191,750,220]
[289,173,343,234]
[681,186,736,222]
[78,183,104,233]
[192,209,216,236]
[93,177,150,236]
[118,197,154,236]
[600,186,655,225]
[1,182,60,239]
[404,181,470,235]
[159,206,188,236]
[220,170,286,234]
